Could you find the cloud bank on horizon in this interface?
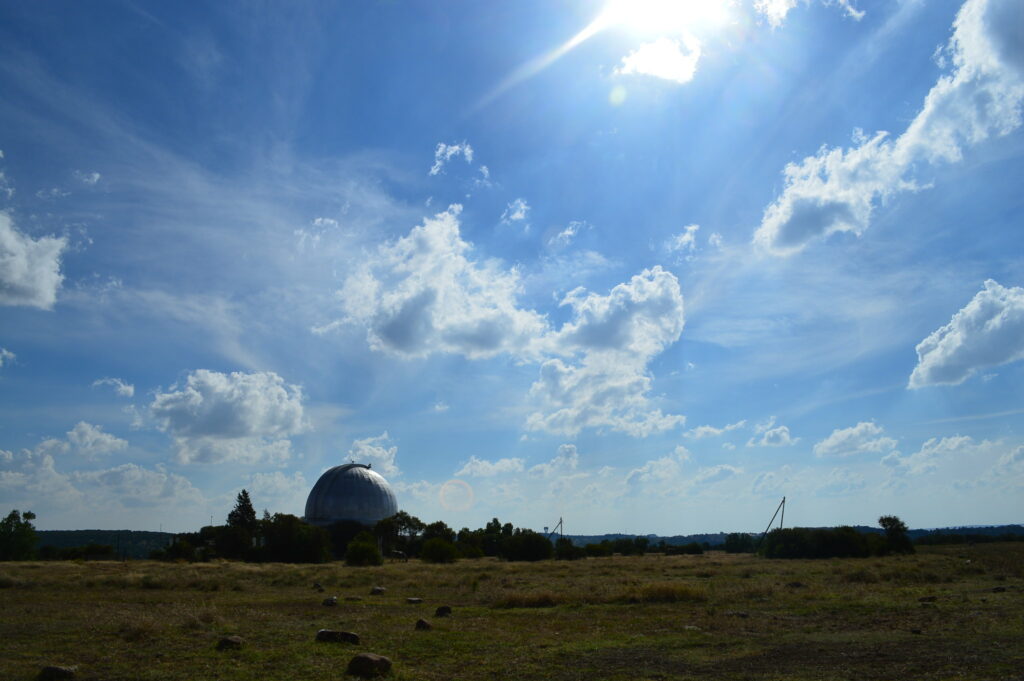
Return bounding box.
[0,0,1021,534]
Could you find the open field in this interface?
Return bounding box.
[1,544,1022,681]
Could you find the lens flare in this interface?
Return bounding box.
[438,479,475,512]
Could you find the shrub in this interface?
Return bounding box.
[345,532,383,566]
[501,530,553,562]
[421,538,458,563]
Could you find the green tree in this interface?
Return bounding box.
[420,537,458,563]
[0,510,38,561]
[879,515,914,555]
[345,530,383,566]
[227,489,258,532]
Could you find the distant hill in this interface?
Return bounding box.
[564,524,1024,548]
[36,530,175,559]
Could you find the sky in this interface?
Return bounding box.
[1,0,1022,535]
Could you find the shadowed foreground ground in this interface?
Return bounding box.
[1,544,1021,680]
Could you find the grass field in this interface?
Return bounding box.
[1,544,1022,680]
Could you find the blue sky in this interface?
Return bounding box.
[1,0,1022,534]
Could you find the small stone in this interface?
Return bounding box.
[216,635,244,650]
[323,596,338,606]
[682,625,700,631]
[992,586,1006,593]
[434,605,452,617]
[415,618,432,630]
[918,596,937,602]
[37,666,77,681]
[370,586,386,595]
[406,597,423,604]
[316,629,360,644]
[347,652,392,678]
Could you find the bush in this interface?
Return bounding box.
[555,537,585,560]
[724,532,755,553]
[345,532,383,566]
[421,538,458,563]
[501,530,553,562]
[760,526,870,559]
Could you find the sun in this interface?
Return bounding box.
[597,0,732,37]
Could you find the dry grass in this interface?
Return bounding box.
[0,544,1021,680]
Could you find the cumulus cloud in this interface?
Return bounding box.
[248,470,308,509]
[816,467,866,496]
[66,421,128,458]
[429,141,474,176]
[813,421,898,458]
[754,0,1024,254]
[0,212,68,309]
[909,280,1024,388]
[527,266,686,437]
[0,446,82,505]
[349,432,399,477]
[626,446,691,486]
[747,418,798,447]
[92,377,135,398]
[529,444,580,477]
[500,198,530,229]
[685,420,746,439]
[150,369,306,464]
[694,464,743,486]
[336,206,546,359]
[455,456,525,477]
[616,35,702,84]
[73,463,202,508]
[882,434,979,476]
[0,347,14,369]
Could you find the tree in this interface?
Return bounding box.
[0,510,38,561]
[345,531,383,566]
[879,515,914,555]
[421,537,458,563]
[227,490,258,532]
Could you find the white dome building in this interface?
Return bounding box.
[304,463,398,527]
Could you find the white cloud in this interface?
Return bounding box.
[92,377,135,398]
[73,170,101,185]
[747,424,798,447]
[813,421,898,458]
[529,444,580,477]
[429,141,474,176]
[694,464,743,486]
[336,205,547,359]
[816,467,866,496]
[150,369,306,464]
[550,220,588,248]
[527,266,686,437]
[685,420,746,439]
[909,279,1024,388]
[72,463,202,508]
[708,231,723,249]
[754,0,864,28]
[666,224,700,255]
[499,197,532,227]
[66,421,128,458]
[616,35,702,84]
[432,401,449,413]
[348,432,399,477]
[626,447,690,486]
[247,470,308,511]
[0,347,14,369]
[0,212,68,309]
[754,0,1024,255]
[455,456,525,477]
[882,434,980,476]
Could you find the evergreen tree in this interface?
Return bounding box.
[227,489,258,531]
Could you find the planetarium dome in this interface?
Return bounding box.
[304,463,398,527]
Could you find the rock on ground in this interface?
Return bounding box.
[37,666,77,681]
[434,605,452,617]
[370,586,386,595]
[406,597,423,604]
[347,652,392,678]
[216,636,244,650]
[415,618,432,630]
[316,629,360,644]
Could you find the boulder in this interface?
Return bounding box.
[347,652,392,678]
[316,629,360,644]
[434,605,452,617]
[216,636,244,650]
[415,618,432,630]
[323,596,338,606]
[37,666,77,681]
[370,586,386,595]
